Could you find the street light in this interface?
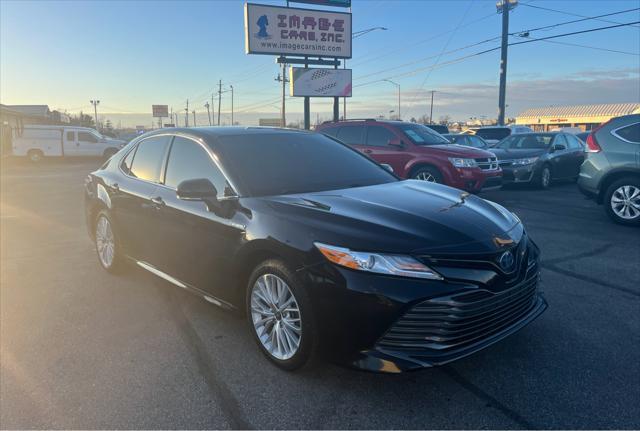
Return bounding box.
[344,26,388,119]
[383,79,400,120]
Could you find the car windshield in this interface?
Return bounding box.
[214,132,397,197]
[497,133,555,149]
[396,123,449,145]
[475,128,511,140]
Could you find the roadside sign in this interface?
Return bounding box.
[163,123,176,128]
[290,67,351,97]
[152,105,169,118]
[244,3,352,58]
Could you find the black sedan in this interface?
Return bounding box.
[85,127,546,372]
[491,132,585,189]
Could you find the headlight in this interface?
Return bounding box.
[448,157,477,168]
[314,243,443,280]
[510,157,539,166]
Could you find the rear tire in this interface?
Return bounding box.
[27,149,44,163]
[412,166,443,184]
[604,177,640,226]
[94,210,126,273]
[246,259,317,371]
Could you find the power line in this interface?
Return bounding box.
[519,2,640,28]
[514,34,640,56]
[511,7,640,35]
[353,20,640,90]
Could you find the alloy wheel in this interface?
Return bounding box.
[415,171,436,182]
[541,168,551,188]
[96,216,115,268]
[250,274,302,360]
[611,185,640,220]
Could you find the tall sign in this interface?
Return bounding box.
[152,105,168,129]
[244,3,352,59]
[290,67,351,97]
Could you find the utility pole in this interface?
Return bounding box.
[89,99,100,130]
[192,110,197,126]
[497,0,516,125]
[230,85,234,125]
[383,79,400,120]
[185,99,189,127]
[217,80,222,126]
[205,102,211,126]
[429,91,435,123]
[211,94,215,127]
[275,66,289,127]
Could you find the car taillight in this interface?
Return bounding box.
[584,120,611,153]
[585,134,601,153]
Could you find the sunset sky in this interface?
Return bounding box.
[1,0,639,127]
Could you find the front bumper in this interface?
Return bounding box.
[501,164,537,184]
[447,168,503,192]
[303,237,546,372]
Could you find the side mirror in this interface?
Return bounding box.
[380,163,394,173]
[388,138,404,148]
[551,143,566,152]
[177,178,218,210]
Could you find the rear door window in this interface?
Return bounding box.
[366,126,396,147]
[614,123,640,143]
[128,135,171,182]
[336,125,365,145]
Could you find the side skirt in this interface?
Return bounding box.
[135,260,236,311]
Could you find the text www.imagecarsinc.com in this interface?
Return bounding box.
[260,42,342,52]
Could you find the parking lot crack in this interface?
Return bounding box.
[442,366,535,429]
[541,244,613,266]
[541,264,640,298]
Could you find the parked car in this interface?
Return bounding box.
[85,127,546,372]
[11,125,125,162]
[442,133,490,149]
[316,120,502,193]
[424,124,449,134]
[474,125,534,146]
[491,132,585,189]
[578,114,640,225]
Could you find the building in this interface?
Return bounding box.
[0,104,70,156]
[515,103,640,132]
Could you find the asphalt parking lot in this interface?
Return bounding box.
[1,159,639,429]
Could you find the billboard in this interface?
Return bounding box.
[244,3,352,59]
[152,105,168,118]
[290,67,352,97]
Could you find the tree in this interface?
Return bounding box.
[70,112,95,128]
[438,115,451,125]
[410,117,417,123]
[417,114,431,124]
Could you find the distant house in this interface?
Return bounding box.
[0,104,69,156]
[515,103,640,132]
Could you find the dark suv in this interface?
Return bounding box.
[316,120,502,193]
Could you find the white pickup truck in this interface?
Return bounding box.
[11,125,125,162]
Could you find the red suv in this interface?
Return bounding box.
[316,119,502,192]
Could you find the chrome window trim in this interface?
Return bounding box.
[117,132,240,197]
[610,122,640,144]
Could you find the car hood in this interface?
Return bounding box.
[491,148,546,160]
[260,180,523,255]
[419,144,495,158]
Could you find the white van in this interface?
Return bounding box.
[11,125,125,162]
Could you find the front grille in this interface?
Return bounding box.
[376,273,539,352]
[499,160,513,167]
[475,156,499,171]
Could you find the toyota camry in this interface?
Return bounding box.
[84,127,547,372]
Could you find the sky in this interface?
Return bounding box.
[1,0,639,127]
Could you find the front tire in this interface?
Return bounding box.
[412,166,443,183]
[604,177,640,226]
[94,210,125,273]
[246,259,316,371]
[537,165,552,189]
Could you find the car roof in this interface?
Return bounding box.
[142,126,314,140]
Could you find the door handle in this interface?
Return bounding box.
[364,149,373,154]
[150,196,165,208]
[111,183,119,192]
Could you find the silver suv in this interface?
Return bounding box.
[578,114,640,225]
